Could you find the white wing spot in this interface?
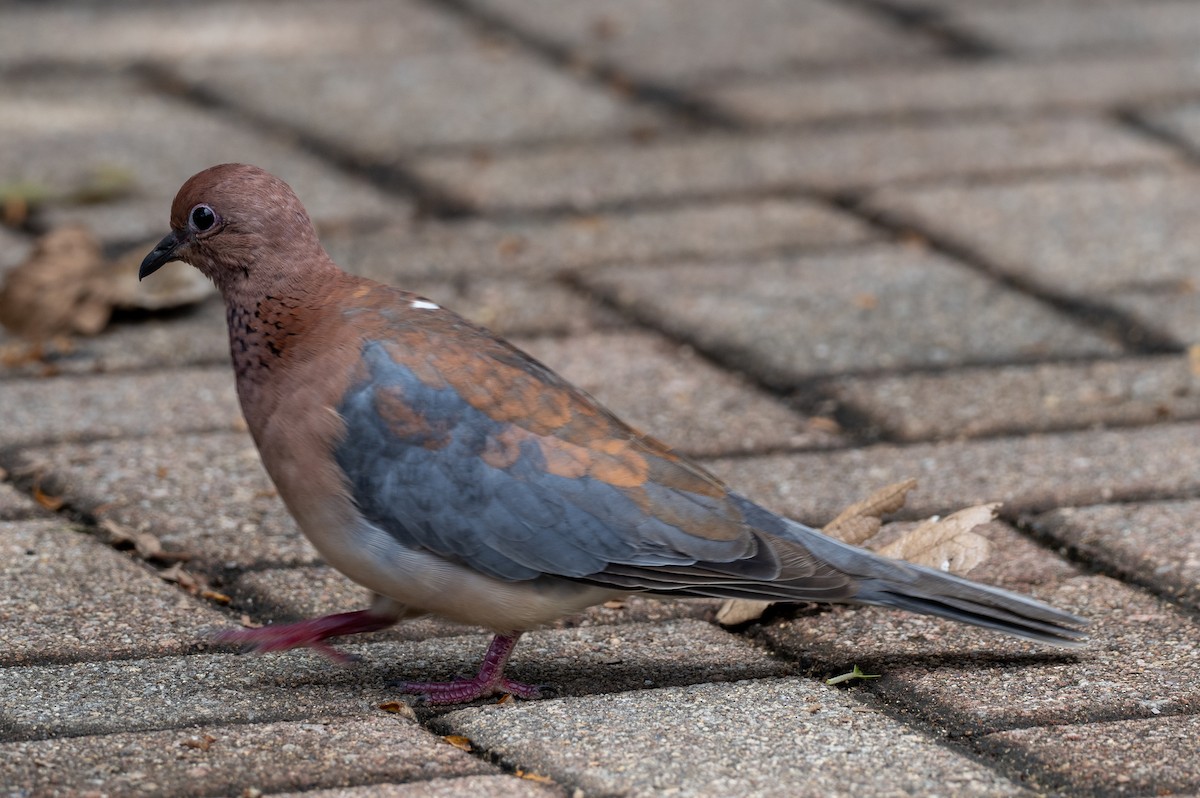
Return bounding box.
[410,300,439,310]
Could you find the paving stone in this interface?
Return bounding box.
[0,519,226,666]
[756,523,1200,732]
[473,0,940,83]
[825,353,1200,442]
[0,483,39,519]
[323,198,875,281]
[0,226,32,274]
[14,432,314,570]
[583,245,1120,385]
[955,0,1200,55]
[516,330,838,457]
[398,277,625,337]
[870,171,1200,344]
[707,52,1200,125]
[0,715,492,798]
[190,48,668,155]
[1031,499,1200,612]
[981,713,1200,796]
[414,117,1175,213]
[437,678,1031,798]
[270,775,564,798]
[0,620,787,740]
[0,0,472,65]
[0,74,405,243]
[703,421,1200,526]
[0,298,232,379]
[0,366,240,449]
[1147,99,1200,162]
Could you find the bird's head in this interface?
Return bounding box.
[139,163,325,295]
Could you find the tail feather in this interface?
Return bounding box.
[784,519,1089,647]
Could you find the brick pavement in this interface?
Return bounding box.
[2,1,1199,796]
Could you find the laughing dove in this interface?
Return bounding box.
[140,164,1086,704]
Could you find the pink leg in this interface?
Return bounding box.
[393,632,541,704]
[215,602,401,663]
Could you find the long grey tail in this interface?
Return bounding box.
[787,519,1088,646]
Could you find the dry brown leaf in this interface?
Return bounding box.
[875,504,997,576]
[200,589,232,605]
[442,735,472,752]
[0,225,112,340]
[158,562,201,593]
[32,484,64,511]
[180,734,217,751]
[824,479,918,544]
[602,599,627,609]
[0,224,214,342]
[715,599,774,627]
[378,701,417,720]
[515,769,555,784]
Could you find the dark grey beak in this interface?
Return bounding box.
[139,231,184,280]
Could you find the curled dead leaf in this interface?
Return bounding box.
[32,484,64,511]
[180,734,217,751]
[200,588,232,605]
[515,769,555,784]
[442,735,472,752]
[715,599,774,627]
[378,701,417,720]
[874,504,996,575]
[824,479,918,545]
[0,224,214,342]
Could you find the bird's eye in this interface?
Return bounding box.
[189,204,218,232]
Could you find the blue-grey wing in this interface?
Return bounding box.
[334,333,852,598]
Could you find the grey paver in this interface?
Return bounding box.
[270,776,564,798]
[516,330,837,456]
[0,74,406,243]
[955,0,1200,55]
[981,713,1200,796]
[1031,499,1200,612]
[413,117,1176,213]
[870,171,1200,343]
[0,299,231,379]
[1147,99,1200,157]
[0,227,32,274]
[757,523,1200,731]
[322,198,875,281]
[0,519,226,666]
[0,483,39,519]
[0,620,787,739]
[14,431,314,569]
[189,48,667,155]
[825,353,1200,441]
[708,52,1200,125]
[395,277,625,337]
[704,421,1200,525]
[0,0,472,65]
[0,366,240,448]
[0,715,492,798]
[583,244,1120,385]
[473,0,940,83]
[438,678,1030,798]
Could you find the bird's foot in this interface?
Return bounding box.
[393,675,544,705]
[391,631,542,705]
[214,609,397,663]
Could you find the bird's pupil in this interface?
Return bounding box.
[192,206,215,230]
